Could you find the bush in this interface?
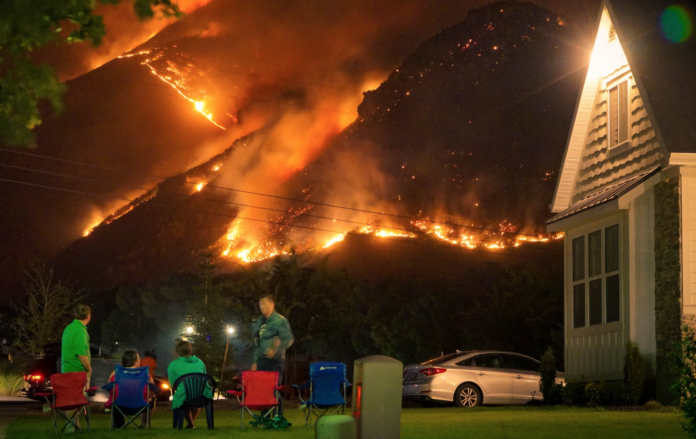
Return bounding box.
[644,400,663,411]
[623,340,646,405]
[563,381,587,405]
[585,381,604,407]
[539,347,563,405]
[670,325,696,438]
[0,361,25,397]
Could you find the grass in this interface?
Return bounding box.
[6,406,688,439]
[0,361,25,397]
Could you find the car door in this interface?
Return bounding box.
[469,354,513,404]
[502,354,542,403]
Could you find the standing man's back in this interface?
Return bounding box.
[140,351,157,376]
[61,304,92,377]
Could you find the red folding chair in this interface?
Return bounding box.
[36,372,92,434]
[227,371,285,429]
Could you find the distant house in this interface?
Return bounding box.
[547,0,696,402]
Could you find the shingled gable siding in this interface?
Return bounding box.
[654,176,681,404]
[572,72,663,204]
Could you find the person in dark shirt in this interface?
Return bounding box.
[251,294,294,416]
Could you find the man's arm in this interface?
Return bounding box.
[78,355,92,385]
[277,318,294,351]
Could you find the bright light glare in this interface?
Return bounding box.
[227,327,235,334]
[186,326,194,334]
[195,101,204,112]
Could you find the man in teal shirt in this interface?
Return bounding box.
[251,294,294,416]
[60,304,92,431]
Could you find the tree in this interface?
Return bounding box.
[11,262,80,354]
[0,0,182,147]
[184,254,230,382]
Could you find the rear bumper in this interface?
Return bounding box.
[402,382,453,402]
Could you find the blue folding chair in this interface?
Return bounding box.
[171,373,216,430]
[102,366,155,430]
[293,362,351,426]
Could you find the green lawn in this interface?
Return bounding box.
[7,406,688,439]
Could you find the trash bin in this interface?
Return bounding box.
[352,355,402,439]
[315,415,356,439]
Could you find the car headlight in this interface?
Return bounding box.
[161,383,169,389]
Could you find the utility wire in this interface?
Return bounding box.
[0,147,553,240]
[0,162,560,252]
[0,176,562,260]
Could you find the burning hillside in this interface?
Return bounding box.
[45,1,580,288]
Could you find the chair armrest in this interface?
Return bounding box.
[227,390,244,397]
[102,382,115,392]
[35,392,53,397]
[293,381,311,389]
[343,379,352,387]
[148,383,158,393]
[86,386,100,396]
[275,386,287,394]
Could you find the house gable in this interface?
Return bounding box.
[551,2,667,213]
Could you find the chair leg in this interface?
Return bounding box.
[86,406,91,432]
[205,402,214,430]
[51,409,58,435]
[240,408,244,430]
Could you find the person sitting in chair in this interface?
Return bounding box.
[167,341,211,429]
[106,350,155,428]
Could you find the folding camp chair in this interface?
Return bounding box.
[36,372,91,434]
[227,371,285,429]
[293,362,351,426]
[171,373,216,430]
[102,366,154,430]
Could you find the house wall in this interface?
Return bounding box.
[571,57,662,203]
[629,188,657,376]
[565,213,627,382]
[654,176,681,404]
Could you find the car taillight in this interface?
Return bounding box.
[419,368,447,376]
[403,369,407,378]
[25,374,43,381]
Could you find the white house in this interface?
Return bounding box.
[547,0,696,402]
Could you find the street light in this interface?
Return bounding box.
[219,325,235,398]
[186,326,194,334]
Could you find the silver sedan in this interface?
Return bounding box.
[402,351,565,407]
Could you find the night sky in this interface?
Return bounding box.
[0,0,600,300]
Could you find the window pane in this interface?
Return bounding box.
[610,86,618,147]
[502,354,539,372]
[619,81,629,143]
[573,236,585,281]
[606,274,620,322]
[472,354,502,369]
[589,279,603,325]
[605,224,620,273]
[588,230,602,277]
[573,283,586,329]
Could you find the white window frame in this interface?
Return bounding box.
[567,213,624,336]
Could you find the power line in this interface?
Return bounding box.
[0,176,561,260]
[0,162,560,252]
[0,147,550,240]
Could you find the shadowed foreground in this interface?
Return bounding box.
[6,406,687,439]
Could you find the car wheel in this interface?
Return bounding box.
[454,384,482,407]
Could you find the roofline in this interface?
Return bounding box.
[550,2,608,213]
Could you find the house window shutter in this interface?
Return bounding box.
[610,86,619,147]
[573,236,585,281]
[618,81,628,144]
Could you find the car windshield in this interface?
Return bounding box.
[422,353,465,365]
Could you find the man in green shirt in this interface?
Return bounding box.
[60,304,92,431]
[251,294,294,416]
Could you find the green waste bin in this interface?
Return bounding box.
[315,415,356,439]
